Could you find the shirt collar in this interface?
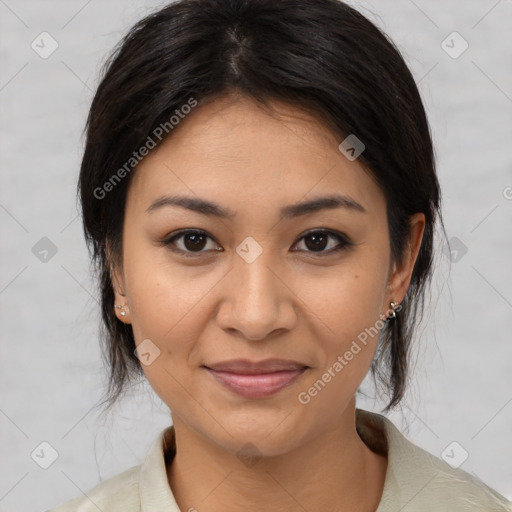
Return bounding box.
[355,408,401,511]
[139,425,180,512]
[139,408,401,511]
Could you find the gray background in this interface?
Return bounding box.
[1,0,511,510]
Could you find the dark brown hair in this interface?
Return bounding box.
[79,0,446,413]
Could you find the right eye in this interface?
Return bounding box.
[162,229,223,257]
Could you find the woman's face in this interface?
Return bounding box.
[112,94,424,456]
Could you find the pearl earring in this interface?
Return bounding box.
[115,303,129,317]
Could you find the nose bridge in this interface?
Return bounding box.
[217,236,296,340]
[237,246,278,307]
[235,239,281,317]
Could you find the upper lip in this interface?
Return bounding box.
[204,358,309,374]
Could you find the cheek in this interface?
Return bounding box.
[301,264,387,345]
[124,261,198,405]
[122,236,196,337]
[121,242,222,389]
[120,240,184,358]
[294,271,386,420]
[294,258,389,406]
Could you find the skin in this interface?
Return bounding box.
[111,93,425,512]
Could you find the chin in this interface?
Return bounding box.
[207,411,312,459]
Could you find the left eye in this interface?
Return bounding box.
[293,230,352,254]
[162,229,352,257]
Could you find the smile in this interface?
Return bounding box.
[203,359,309,399]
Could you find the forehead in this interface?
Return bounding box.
[126,95,385,217]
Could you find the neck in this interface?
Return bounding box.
[166,403,387,512]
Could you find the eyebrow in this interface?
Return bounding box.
[145,193,366,219]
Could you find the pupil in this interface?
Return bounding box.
[306,233,327,251]
[185,233,206,251]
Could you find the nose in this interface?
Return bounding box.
[215,248,298,341]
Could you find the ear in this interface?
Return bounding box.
[106,241,131,324]
[385,212,426,308]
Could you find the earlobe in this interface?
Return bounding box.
[106,242,131,323]
[114,302,130,321]
[112,273,131,324]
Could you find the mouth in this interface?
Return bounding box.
[202,359,310,399]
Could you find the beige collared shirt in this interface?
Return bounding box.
[49,408,512,511]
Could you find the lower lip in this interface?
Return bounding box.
[206,368,306,399]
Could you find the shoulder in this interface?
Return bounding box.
[48,465,141,512]
[48,425,177,512]
[392,447,512,511]
[356,409,512,512]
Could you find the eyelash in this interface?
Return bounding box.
[161,229,353,258]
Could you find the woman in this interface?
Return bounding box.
[50,0,512,510]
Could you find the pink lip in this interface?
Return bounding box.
[204,359,308,399]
